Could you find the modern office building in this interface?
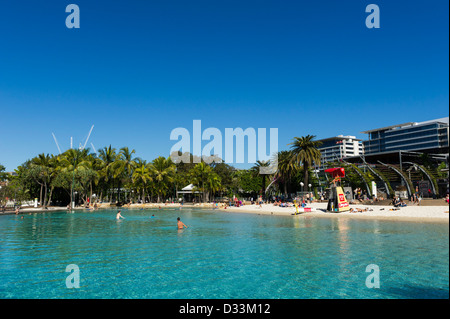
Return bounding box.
[362,117,449,155]
[317,135,364,164]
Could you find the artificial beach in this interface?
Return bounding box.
[5,200,447,224]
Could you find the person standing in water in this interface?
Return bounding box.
[177,217,187,229]
[116,210,125,220]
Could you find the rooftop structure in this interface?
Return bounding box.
[362,117,449,155]
[317,135,364,164]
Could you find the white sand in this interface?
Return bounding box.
[5,202,448,223]
[219,202,449,223]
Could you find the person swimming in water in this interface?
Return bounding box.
[116,210,125,220]
[177,217,187,229]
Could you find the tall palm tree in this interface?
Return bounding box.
[59,148,91,207]
[190,162,214,202]
[205,171,222,202]
[151,156,175,203]
[80,154,102,205]
[132,159,152,203]
[98,145,117,202]
[30,153,52,208]
[113,147,136,203]
[273,150,299,197]
[289,135,322,190]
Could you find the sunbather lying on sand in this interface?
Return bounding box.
[349,208,373,213]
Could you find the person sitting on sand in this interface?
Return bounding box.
[177,217,187,229]
[414,193,421,205]
[392,196,401,207]
[399,199,407,207]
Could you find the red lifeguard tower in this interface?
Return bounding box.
[325,167,350,212]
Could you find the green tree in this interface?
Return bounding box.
[289,135,322,190]
[190,162,211,202]
[151,156,175,203]
[98,145,118,202]
[112,147,136,203]
[30,153,53,208]
[273,150,299,197]
[58,148,91,207]
[132,159,152,202]
[252,160,270,198]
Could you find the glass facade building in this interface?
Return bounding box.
[362,118,449,155]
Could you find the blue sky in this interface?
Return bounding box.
[0,0,448,171]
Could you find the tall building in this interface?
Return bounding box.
[317,135,364,164]
[362,117,449,155]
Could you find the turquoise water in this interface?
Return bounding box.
[0,208,448,299]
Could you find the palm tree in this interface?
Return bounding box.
[79,154,102,205]
[113,147,136,203]
[132,159,152,203]
[98,145,117,202]
[205,171,222,202]
[289,135,322,191]
[273,150,299,197]
[190,162,216,202]
[151,156,175,203]
[30,153,55,208]
[59,148,91,207]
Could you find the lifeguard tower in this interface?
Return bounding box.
[325,167,350,213]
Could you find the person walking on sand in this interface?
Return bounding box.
[116,210,125,220]
[177,217,187,229]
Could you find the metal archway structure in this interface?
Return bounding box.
[403,161,437,196]
[377,161,413,197]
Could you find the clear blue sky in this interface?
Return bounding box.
[0,0,448,171]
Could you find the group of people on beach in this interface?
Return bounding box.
[409,193,422,205]
[392,196,408,208]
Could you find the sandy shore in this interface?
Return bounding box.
[218,202,450,223]
[2,202,448,223]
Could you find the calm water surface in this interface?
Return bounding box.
[0,208,448,299]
